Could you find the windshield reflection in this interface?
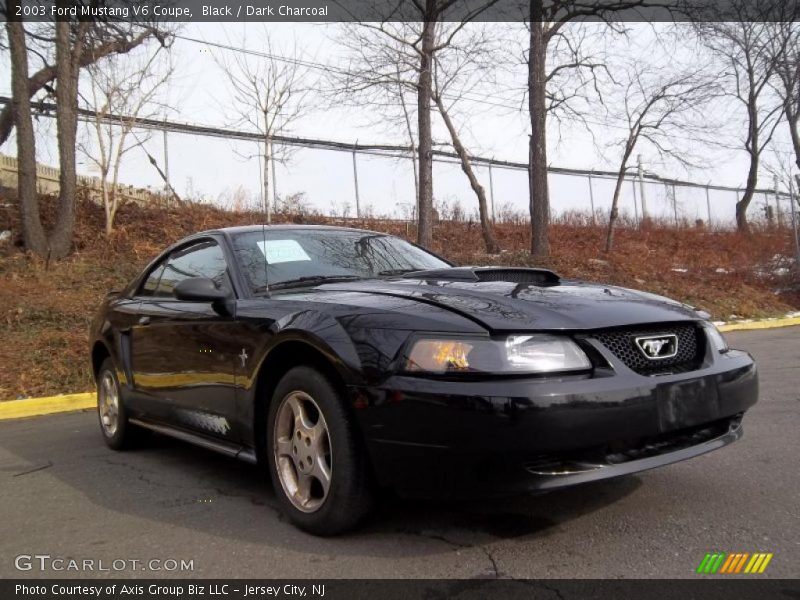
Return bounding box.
[232,229,450,294]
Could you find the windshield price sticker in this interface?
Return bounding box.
[256,239,312,264]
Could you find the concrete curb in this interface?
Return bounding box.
[0,392,96,421]
[0,316,798,421]
[717,315,800,333]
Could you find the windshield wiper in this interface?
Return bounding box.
[377,268,421,277]
[266,275,364,291]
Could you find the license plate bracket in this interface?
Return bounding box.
[657,377,719,431]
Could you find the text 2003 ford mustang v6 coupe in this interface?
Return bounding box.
[90,225,757,534]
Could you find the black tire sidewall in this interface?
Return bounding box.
[96,357,131,450]
[266,366,372,535]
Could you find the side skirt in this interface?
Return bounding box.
[129,418,258,465]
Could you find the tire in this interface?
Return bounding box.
[96,357,141,450]
[266,366,373,535]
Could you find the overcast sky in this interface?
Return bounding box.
[2,21,797,225]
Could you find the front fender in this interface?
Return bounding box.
[260,309,364,385]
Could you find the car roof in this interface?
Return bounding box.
[197,224,388,237]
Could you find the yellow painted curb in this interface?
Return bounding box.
[0,392,96,421]
[718,316,800,333]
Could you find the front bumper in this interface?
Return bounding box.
[352,349,757,497]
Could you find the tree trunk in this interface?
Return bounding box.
[7,8,48,255]
[736,85,762,234]
[263,134,272,224]
[605,149,633,252]
[528,7,550,259]
[101,174,112,237]
[107,128,127,235]
[736,151,759,233]
[397,67,419,215]
[434,94,500,254]
[785,104,800,173]
[416,17,436,249]
[50,16,82,259]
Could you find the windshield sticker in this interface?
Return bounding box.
[256,239,312,264]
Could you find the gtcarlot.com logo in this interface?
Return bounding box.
[696,552,773,574]
[14,554,194,573]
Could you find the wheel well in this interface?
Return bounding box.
[253,340,349,459]
[91,342,111,382]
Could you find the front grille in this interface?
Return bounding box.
[592,323,704,375]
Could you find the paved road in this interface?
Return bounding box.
[1,328,798,579]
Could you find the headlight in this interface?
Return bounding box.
[403,335,592,374]
[703,322,729,353]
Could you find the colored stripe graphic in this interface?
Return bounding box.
[729,553,747,573]
[698,553,727,574]
[699,552,773,574]
[758,554,773,573]
[710,553,726,573]
[719,554,737,573]
[696,553,713,574]
[734,553,749,573]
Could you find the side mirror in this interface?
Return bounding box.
[173,277,230,302]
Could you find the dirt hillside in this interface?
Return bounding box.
[1,191,797,398]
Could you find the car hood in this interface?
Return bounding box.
[320,277,701,331]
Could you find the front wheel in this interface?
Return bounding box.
[266,366,373,535]
[96,357,141,450]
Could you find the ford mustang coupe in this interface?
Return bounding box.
[90,225,758,534]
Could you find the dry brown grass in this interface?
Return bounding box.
[0,191,797,399]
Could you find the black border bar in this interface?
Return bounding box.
[3,0,800,23]
[3,579,800,600]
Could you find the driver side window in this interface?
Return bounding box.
[154,240,230,298]
[138,262,167,297]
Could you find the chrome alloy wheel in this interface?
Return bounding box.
[98,371,119,437]
[273,391,332,513]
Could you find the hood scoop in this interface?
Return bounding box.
[402,266,560,286]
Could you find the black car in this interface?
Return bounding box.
[90,225,758,535]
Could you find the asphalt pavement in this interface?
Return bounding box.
[0,327,798,579]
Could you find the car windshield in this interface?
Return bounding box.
[231,229,451,294]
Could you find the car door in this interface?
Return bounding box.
[129,238,243,441]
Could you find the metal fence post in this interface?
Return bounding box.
[672,184,679,226]
[270,142,277,211]
[764,191,773,226]
[163,128,171,201]
[773,175,783,227]
[488,160,496,223]
[792,176,800,266]
[637,155,648,220]
[352,143,361,218]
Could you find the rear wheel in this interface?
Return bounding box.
[267,366,373,535]
[96,358,140,450]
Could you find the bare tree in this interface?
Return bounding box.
[80,49,174,235]
[526,1,650,259]
[767,21,800,175]
[696,14,785,233]
[332,23,421,219]
[431,27,501,254]
[2,5,171,259]
[0,14,169,149]
[50,13,91,259]
[333,1,497,249]
[6,0,46,254]
[213,30,312,224]
[604,63,718,251]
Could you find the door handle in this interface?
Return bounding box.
[138,316,151,326]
